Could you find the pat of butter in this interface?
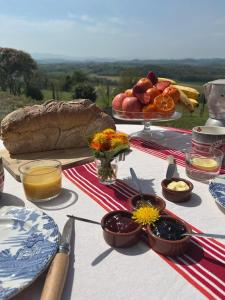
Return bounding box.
[167,181,189,191]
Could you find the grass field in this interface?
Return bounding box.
[0,79,208,129]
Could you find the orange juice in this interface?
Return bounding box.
[22,166,61,201]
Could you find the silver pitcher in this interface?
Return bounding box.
[0,157,4,196]
[204,79,225,127]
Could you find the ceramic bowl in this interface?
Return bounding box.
[146,215,192,256]
[161,177,193,203]
[101,210,142,248]
[128,194,166,211]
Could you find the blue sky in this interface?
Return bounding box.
[0,0,225,59]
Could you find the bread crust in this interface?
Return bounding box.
[1,99,116,154]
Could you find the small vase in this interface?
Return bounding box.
[95,157,118,185]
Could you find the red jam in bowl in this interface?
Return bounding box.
[104,213,139,233]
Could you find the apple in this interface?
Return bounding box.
[122,96,143,118]
[134,77,153,93]
[135,92,150,105]
[147,71,158,85]
[156,80,171,91]
[112,93,126,111]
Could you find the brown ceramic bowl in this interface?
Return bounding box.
[146,215,192,256]
[128,194,166,212]
[101,210,142,248]
[161,177,193,203]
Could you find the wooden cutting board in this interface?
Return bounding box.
[0,147,94,182]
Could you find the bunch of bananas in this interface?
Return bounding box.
[158,77,200,112]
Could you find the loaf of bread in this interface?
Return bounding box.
[0,99,116,154]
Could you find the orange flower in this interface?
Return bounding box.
[89,129,129,153]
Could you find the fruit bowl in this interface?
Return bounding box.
[112,108,182,141]
[111,70,199,141]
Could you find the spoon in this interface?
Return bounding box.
[182,232,225,239]
[67,215,101,225]
[130,168,145,202]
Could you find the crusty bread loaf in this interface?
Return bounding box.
[1,99,116,154]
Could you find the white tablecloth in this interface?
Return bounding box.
[1,124,224,300]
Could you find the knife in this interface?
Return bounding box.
[166,155,176,179]
[40,217,74,300]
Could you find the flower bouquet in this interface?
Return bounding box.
[89,128,130,184]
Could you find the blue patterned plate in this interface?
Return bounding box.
[209,175,225,211]
[0,206,59,300]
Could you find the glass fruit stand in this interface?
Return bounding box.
[112,109,182,141]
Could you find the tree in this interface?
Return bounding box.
[0,47,37,95]
[72,70,88,84]
[73,83,96,102]
[25,85,43,101]
[118,68,139,91]
[62,75,73,91]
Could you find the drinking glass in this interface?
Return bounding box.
[185,149,223,181]
[19,159,62,202]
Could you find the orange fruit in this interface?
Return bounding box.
[142,103,156,118]
[124,88,133,97]
[154,94,175,114]
[146,87,161,101]
[162,86,180,104]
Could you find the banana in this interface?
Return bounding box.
[158,77,176,84]
[178,90,195,112]
[173,84,200,100]
[189,98,199,107]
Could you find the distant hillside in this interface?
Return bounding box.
[38,58,225,84]
[34,54,225,67]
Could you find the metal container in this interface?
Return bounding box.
[0,157,4,196]
[204,79,225,126]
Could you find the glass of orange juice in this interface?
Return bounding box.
[185,149,223,181]
[19,160,62,202]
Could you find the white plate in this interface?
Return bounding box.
[0,206,59,300]
[209,175,225,212]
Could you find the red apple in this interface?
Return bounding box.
[112,93,126,111]
[134,77,153,93]
[122,97,143,118]
[156,80,171,91]
[135,92,151,105]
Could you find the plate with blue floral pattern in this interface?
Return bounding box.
[0,206,59,300]
[209,175,225,212]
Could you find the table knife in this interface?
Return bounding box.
[166,155,176,179]
[40,217,74,300]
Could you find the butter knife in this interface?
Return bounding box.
[40,217,74,300]
[166,155,176,179]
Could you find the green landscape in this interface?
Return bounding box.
[1,48,225,129]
